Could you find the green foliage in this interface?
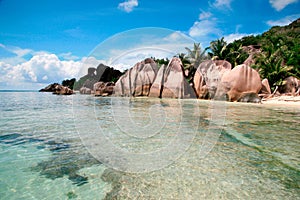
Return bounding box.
[207,37,228,60]
[253,43,296,90]
[73,76,89,90]
[153,57,170,68]
[184,43,209,82]
[205,18,299,90]
[207,37,250,66]
[251,18,300,89]
[226,42,250,66]
[61,78,76,90]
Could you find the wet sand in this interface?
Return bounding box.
[262,95,300,107]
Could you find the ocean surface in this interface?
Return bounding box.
[0,91,299,199]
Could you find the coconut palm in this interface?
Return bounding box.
[207,37,228,60]
[226,42,249,66]
[253,44,296,90]
[183,43,209,82]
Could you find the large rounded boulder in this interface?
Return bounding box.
[193,60,231,99]
[53,85,74,95]
[279,76,300,95]
[215,64,262,102]
[114,58,158,97]
[149,57,195,98]
[93,81,115,96]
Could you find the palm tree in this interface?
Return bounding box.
[226,43,249,67]
[207,37,228,60]
[253,43,296,90]
[183,43,208,82]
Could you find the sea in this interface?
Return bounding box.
[0,91,299,199]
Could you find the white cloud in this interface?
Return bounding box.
[0,44,118,89]
[0,45,33,65]
[189,19,220,38]
[0,53,85,89]
[163,31,185,41]
[59,52,80,60]
[108,48,174,71]
[267,14,300,26]
[212,0,232,9]
[118,0,138,13]
[223,33,254,43]
[18,53,81,82]
[42,75,48,81]
[269,0,298,11]
[199,11,212,20]
[12,47,32,57]
[187,10,222,48]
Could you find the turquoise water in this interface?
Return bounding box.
[0,92,299,199]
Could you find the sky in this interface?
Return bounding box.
[0,0,299,90]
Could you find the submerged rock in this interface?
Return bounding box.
[215,64,262,102]
[149,57,195,98]
[114,58,158,97]
[32,143,101,186]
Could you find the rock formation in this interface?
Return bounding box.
[39,83,60,92]
[149,57,195,98]
[279,76,300,95]
[79,87,92,95]
[62,78,76,90]
[215,64,262,102]
[259,78,272,98]
[114,58,158,97]
[53,84,74,95]
[193,60,231,99]
[74,64,123,90]
[96,64,123,83]
[243,45,261,66]
[39,83,73,95]
[93,82,115,96]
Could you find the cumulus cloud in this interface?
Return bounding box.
[188,10,221,48]
[0,52,86,89]
[267,14,300,26]
[118,0,138,13]
[269,0,298,11]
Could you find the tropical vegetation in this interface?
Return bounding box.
[69,18,299,92]
[180,18,299,91]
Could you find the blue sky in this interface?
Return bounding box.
[0,0,299,89]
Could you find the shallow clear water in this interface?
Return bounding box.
[0,92,299,199]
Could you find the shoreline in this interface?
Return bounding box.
[261,95,300,107]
